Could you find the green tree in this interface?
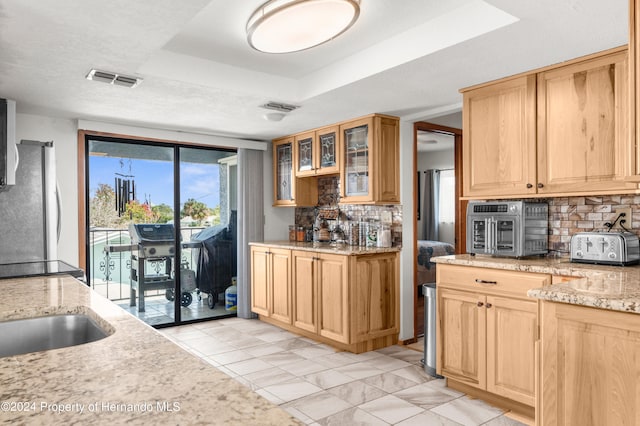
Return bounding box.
[181,198,210,225]
[124,200,158,223]
[152,203,174,224]
[89,183,121,228]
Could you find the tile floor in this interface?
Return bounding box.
[160,318,527,426]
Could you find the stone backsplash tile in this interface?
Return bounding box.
[548,196,640,255]
[294,176,403,246]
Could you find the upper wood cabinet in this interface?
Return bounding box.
[272,136,317,207]
[294,125,340,177]
[462,47,637,198]
[339,114,400,204]
[462,74,537,197]
[537,49,635,194]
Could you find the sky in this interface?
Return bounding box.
[89,156,221,209]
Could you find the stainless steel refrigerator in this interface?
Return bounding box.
[0,140,59,263]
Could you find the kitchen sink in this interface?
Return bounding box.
[0,314,110,358]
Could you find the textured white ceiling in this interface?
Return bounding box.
[0,0,629,141]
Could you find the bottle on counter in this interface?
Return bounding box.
[289,225,296,242]
[366,221,378,247]
[348,221,359,246]
[377,224,392,248]
[296,226,305,242]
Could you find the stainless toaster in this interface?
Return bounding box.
[570,231,640,266]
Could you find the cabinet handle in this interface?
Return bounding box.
[477,301,484,307]
[526,183,533,189]
[264,251,270,254]
[475,279,497,285]
[485,303,493,309]
[537,183,544,189]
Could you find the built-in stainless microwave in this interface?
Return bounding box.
[466,201,548,257]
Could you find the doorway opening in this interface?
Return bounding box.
[84,135,238,327]
[413,119,465,338]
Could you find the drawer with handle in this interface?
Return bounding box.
[436,264,550,298]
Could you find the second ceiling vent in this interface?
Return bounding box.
[86,69,143,88]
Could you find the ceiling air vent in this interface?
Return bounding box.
[86,69,142,88]
[260,102,299,113]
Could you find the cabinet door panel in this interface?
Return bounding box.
[438,288,486,389]
[250,248,270,316]
[486,295,537,406]
[352,254,397,342]
[542,302,640,426]
[462,75,537,197]
[318,254,349,343]
[537,51,635,193]
[270,249,292,324]
[292,252,317,333]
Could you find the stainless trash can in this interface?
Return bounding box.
[422,283,443,378]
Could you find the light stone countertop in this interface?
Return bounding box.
[432,254,640,314]
[249,240,401,255]
[0,275,300,425]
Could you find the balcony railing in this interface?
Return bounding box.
[89,227,204,301]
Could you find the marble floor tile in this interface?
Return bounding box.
[261,350,307,367]
[327,380,387,406]
[393,383,459,409]
[285,358,332,377]
[244,342,286,357]
[364,371,424,393]
[257,329,299,342]
[275,338,315,351]
[208,348,254,365]
[225,358,274,376]
[431,396,505,426]
[359,394,425,424]
[396,410,463,426]
[317,407,389,426]
[335,362,385,380]
[160,319,527,426]
[303,369,355,389]
[390,364,435,384]
[284,391,352,420]
[261,379,324,403]
[178,337,236,356]
[364,354,412,371]
[292,345,339,359]
[243,366,298,389]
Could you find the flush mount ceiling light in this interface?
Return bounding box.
[247,0,360,54]
[85,69,142,88]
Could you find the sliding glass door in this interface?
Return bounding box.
[86,136,237,327]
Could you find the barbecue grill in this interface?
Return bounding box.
[105,224,198,312]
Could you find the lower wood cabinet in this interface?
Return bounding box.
[540,301,640,426]
[250,245,399,353]
[250,247,292,324]
[437,264,549,418]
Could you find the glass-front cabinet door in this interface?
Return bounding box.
[273,137,294,205]
[316,125,339,175]
[294,126,339,177]
[341,117,372,201]
[294,131,315,177]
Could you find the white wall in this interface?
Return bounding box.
[262,144,294,241]
[399,119,415,341]
[16,114,79,265]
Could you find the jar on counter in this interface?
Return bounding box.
[289,225,296,242]
[348,221,359,246]
[296,226,305,242]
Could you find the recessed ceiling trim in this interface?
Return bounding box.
[86,69,143,88]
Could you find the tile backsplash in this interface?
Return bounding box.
[548,195,640,255]
[294,176,403,246]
